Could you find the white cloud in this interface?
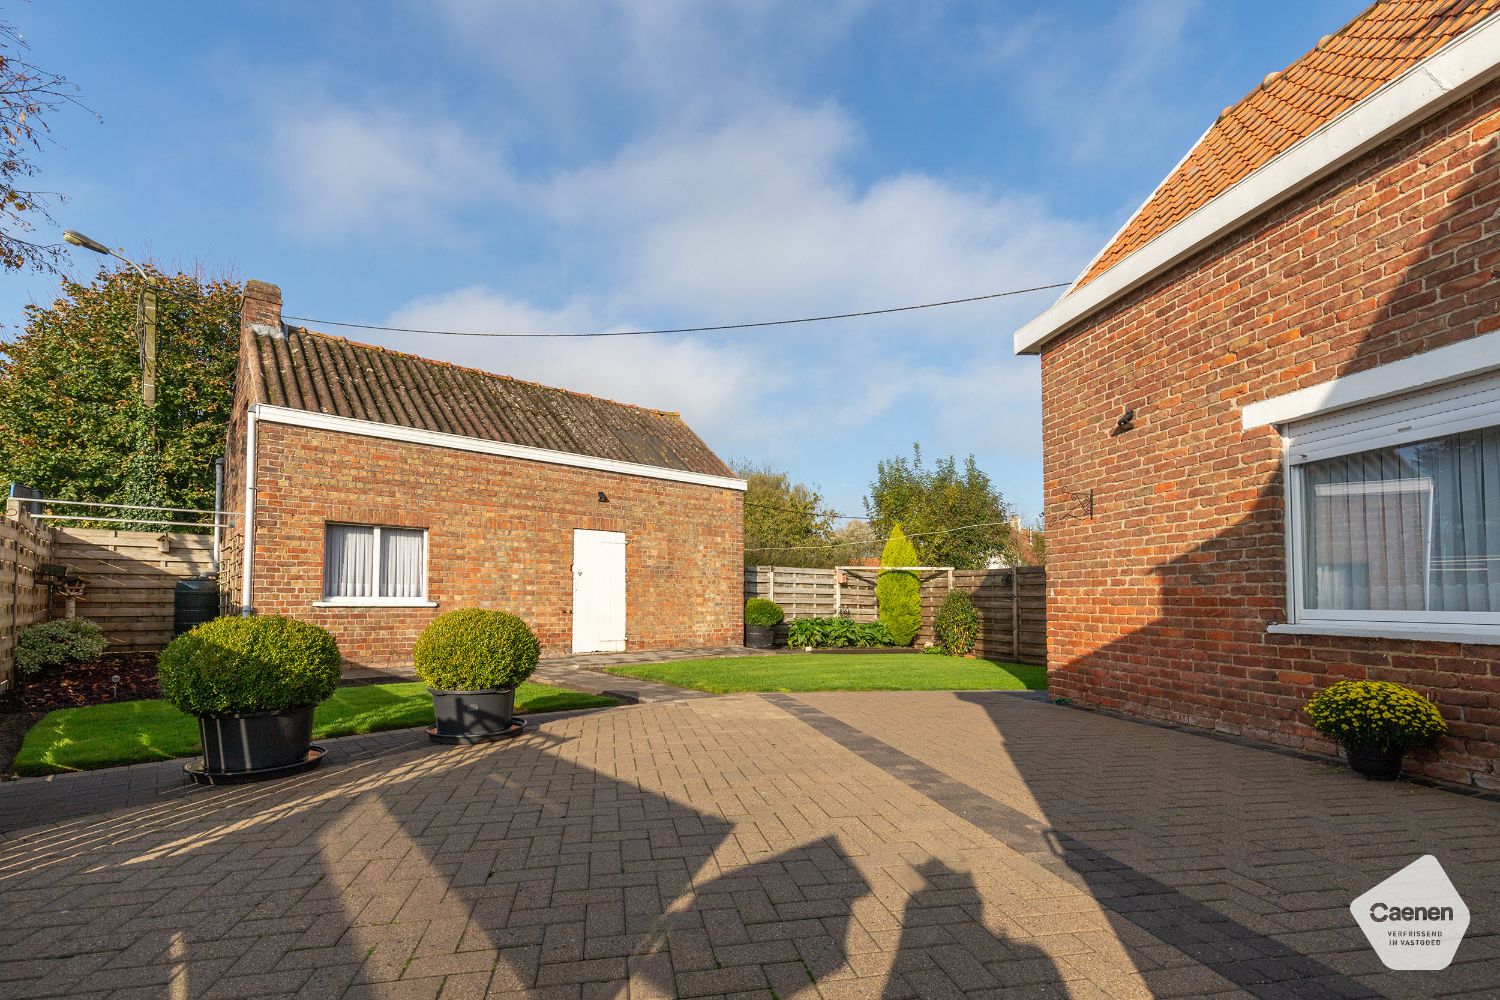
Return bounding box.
[979,0,1206,167]
[349,98,1102,472]
[544,102,1096,327]
[423,0,870,128]
[269,106,508,240]
[376,286,759,444]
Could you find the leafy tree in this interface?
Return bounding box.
[1,19,92,272]
[876,523,921,646]
[0,266,240,513]
[735,460,837,568]
[864,444,1014,569]
[826,518,879,565]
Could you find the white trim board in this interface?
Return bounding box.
[253,405,749,492]
[1241,328,1500,430]
[1012,11,1500,356]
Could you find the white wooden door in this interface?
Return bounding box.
[572,529,626,653]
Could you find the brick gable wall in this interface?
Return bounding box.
[1039,81,1500,788]
[227,421,742,668]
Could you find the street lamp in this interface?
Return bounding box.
[62,229,158,407]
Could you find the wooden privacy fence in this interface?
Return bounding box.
[745,564,1046,666]
[1,500,55,690]
[50,529,216,652]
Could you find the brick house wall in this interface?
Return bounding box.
[1039,81,1500,788]
[225,420,742,668]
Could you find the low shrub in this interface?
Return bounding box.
[786,616,894,649]
[877,524,922,646]
[744,598,785,628]
[15,617,106,678]
[935,590,980,656]
[157,615,342,716]
[414,608,540,691]
[1304,680,1446,752]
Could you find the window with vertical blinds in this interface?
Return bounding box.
[323,524,427,603]
[1285,371,1500,627]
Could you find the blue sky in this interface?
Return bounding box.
[4,0,1368,520]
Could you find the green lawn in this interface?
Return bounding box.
[606,653,1046,695]
[13,681,616,776]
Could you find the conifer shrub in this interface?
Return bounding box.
[877,524,922,646]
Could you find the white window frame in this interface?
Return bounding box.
[315,523,436,608]
[1275,370,1500,642]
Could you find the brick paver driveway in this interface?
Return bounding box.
[1,692,1496,999]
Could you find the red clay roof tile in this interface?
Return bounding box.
[1075,0,1500,288]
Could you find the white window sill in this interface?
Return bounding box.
[312,599,438,609]
[1268,622,1500,646]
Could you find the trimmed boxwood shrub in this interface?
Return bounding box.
[414,608,540,692]
[786,616,894,648]
[157,615,342,716]
[935,590,980,656]
[744,598,785,627]
[877,524,921,646]
[15,617,107,678]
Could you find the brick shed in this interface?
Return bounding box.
[219,282,745,669]
[1014,1,1500,787]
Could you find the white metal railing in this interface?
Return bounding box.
[31,498,227,532]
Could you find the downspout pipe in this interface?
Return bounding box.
[240,409,257,615]
[212,457,224,569]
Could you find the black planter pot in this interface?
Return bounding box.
[189,705,322,783]
[1345,743,1404,780]
[745,624,775,649]
[429,687,525,744]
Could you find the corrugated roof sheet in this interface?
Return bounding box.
[1075,0,1500,289]
[250,325,736,479]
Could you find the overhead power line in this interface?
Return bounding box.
[744,518,1011,553]
[282,281,1068,340]
[743,500,862,521]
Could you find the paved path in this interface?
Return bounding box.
[0,692,1496,998]
[343,646,774,704]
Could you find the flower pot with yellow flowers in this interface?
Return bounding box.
[1304,680,1447,780]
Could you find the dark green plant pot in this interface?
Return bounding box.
[745,625,775,649]
[1345,743,1404,780]
[199,705,315,774]
[430,687,516,740]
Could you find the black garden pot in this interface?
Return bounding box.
[429,687,519,743]
[198,705,316,775]
[744,624,775,649]
[1345,743,1404,780]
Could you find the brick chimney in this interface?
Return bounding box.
[241,280,283,339]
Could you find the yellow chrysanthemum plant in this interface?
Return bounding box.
[1304,680,1446,779]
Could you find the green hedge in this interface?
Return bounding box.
[935,590,980,656]
[744,598,785,627]
[157,615,342,716]
[15,617,106,678]
[413,608,540,691]
[786,616,894,648]
[877,524,921,646]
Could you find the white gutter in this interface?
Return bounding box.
[1013,11,1500,356]
[252,404,748,492]
[240,410,257,615]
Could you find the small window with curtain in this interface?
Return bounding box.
[322,524,429,604]
[1284,370,1500,632]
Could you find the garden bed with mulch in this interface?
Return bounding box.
[0,652,160,715]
